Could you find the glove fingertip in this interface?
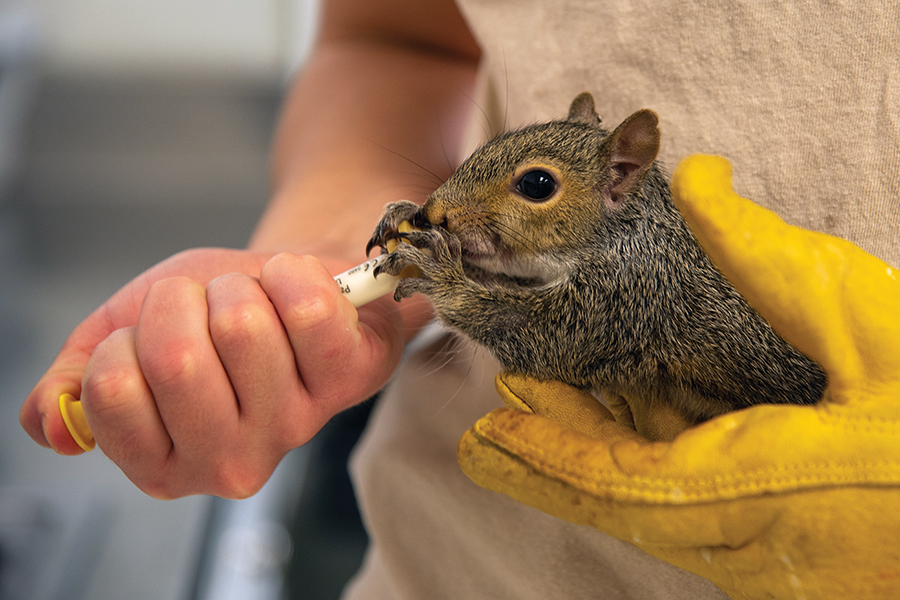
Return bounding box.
[494,372,537,413]
[671,154,734,214]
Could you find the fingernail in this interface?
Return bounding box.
[59,393,95,452]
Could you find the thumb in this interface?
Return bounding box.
[494,372,614,439]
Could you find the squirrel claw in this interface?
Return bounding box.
[367,200,424,255]
[393,278,425,301]
[372,245,424,278]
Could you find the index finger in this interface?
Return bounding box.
[671,155,900,403]
[20,300,130,454]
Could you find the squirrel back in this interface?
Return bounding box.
[370,92,827,438]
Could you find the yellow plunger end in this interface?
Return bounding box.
[59,393,95,452]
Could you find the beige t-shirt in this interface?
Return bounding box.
[343,1,899,599]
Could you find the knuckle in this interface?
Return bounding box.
[139,338,202,388]
[134,454,270,500]
[264,252,321,278]
[82,363,145,413]
[208,456,269,500]
[291,253,325,272]
[139,476,184,501]
[283,288,339,334]
[209,302,270,351]
[146,275,202,301]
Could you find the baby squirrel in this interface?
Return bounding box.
[367,92,827,440]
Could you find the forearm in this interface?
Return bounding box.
[250,34,481,264]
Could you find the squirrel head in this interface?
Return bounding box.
[421,92,661,284]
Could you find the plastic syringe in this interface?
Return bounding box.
[59,224,417,452]
[332,253,402,308]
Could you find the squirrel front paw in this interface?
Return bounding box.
[374,227,465,301]
[366,200,424,256]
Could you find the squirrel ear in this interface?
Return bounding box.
[605,109,660,201]
[567,92,601,126]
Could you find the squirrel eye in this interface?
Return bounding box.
[516,169,557,201]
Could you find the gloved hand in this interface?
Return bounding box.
[457,155,900,600]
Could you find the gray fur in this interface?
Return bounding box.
[368,93,826,431]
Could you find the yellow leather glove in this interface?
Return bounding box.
[457,155,900,600]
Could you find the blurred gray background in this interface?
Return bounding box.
[0,1,370,599]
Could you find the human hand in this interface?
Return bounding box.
[21,247,409,499]
[457,155,900,599]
